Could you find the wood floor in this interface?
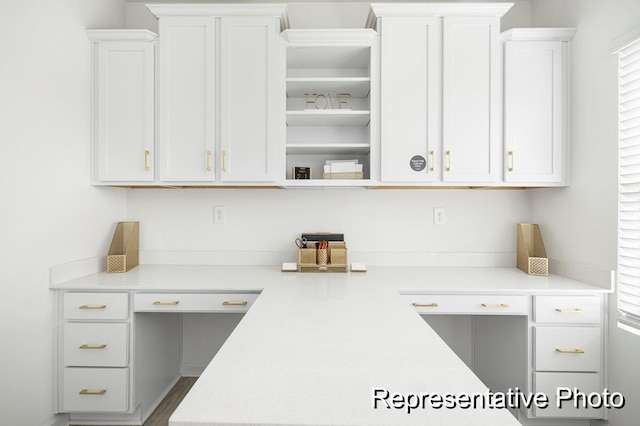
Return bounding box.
[143,377,198,426]
[88,376,198,426]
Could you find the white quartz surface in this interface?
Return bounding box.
[169,277,521,426]
[52,265,611,425]
[52,264,612,294]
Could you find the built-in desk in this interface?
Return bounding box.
[51,265,613,425]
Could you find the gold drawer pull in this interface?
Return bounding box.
[79,344,107,350]
[556,348,585,354]
[153,301,179,306]
[79,305,106,310]
[482,303,509,308]
[429,150,435,172]
[79,389,107,396]
[222,301,248,306]
[508,150,514,172]
[555,308,584,313]
[445,150,451,171]
[206,150,212,172]
[412,302,439,308]
[144,149,151,171]
[222,150,228,172]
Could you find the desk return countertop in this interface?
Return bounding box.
[52,265,613,425]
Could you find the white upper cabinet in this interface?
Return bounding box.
[442,16,502,183]
[379,17,441,182]
[503,28,576,185]
[157,17,216,182]
[87,30,156,184]
[369,3,511,186]
[148,4,288,185]
[220,17,279,182]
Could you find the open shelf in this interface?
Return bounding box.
[283,29,377,186]
[286,143,370,156]
[286,110,370,127]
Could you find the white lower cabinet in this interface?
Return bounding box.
[57,290,257,423]
[58,292,131,416]
[64,323,128,367]
[534,326,601,372]
[62,368,129,413]
[531,294,605,420]
[534,372,603,418]
[407,292,607,422]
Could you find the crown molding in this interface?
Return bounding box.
[502,28,577,42]
[86,29,158,42]
[146,3,290,29]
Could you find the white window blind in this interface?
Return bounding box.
[617,35,640,334]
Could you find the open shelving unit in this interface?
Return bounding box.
[282,30,379,186]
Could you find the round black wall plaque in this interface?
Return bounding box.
[410,155,427,171]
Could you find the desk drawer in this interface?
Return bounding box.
[64,323,128,367]
[534,295,601,324]
[134,292,259,312]
[534,326,601,372]
[534,372,603,418]
[62,367,128,412]
[404,294,529,315]
[64,293,129,320]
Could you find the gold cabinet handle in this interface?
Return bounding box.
[556,348,585,354]
[222,150,228,172]
[482,303,509,308]
[445,150,451,171]
[79,344,107,350]
[144,149,150,171]
[555,308,584,313]
[206,150,212,172]
[222,301,248,306]
[153,301,179,306]
[429,150,435,172]
[508,150,514,172]
[412,302,439,308]
[79,305,106,310]
[79,389,107,396]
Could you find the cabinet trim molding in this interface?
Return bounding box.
[147,4,290,30]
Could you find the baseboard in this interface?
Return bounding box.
[44,414,69,426]
[180,363,206,377]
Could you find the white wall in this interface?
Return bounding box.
[0,1,128,425]
[530,1,640,425]
[127,188,532,263]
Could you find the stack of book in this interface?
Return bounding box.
[322,159,364,179]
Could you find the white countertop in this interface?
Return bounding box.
[52,265,612,425]
[52,264,612,294]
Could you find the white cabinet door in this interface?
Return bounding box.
[91,34,155,183]
[158,17,216,182]
[380,17,441,182]
[220,17,279,182]
[442,17,501,183]
[503,30,574,185]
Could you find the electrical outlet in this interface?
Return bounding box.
[433,207,446,225]
[214,206,226,224]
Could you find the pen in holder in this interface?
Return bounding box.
[316,240,328,265]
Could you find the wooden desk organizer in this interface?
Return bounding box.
[298,242,348,272]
